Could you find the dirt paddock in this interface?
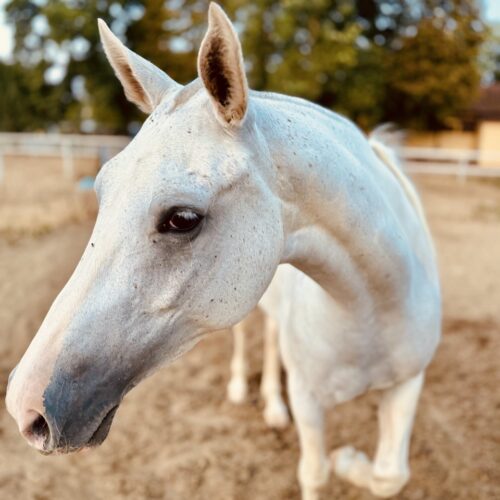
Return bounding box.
[0,174,499,499]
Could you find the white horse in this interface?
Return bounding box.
[6,4,441,499]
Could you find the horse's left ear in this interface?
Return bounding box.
[198,3,248,126]
[98,19,181,114]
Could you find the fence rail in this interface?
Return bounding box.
[0,133,131,183]
[2,133,500,183]
[399,146,500,178]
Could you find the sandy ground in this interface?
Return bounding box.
[0,174,499,499]
[0,156,98,238]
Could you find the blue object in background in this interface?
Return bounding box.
[77,176,95,191]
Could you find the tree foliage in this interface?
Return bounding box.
[0,61,66,131]
[0,0,488,133]
[385,0,486,130]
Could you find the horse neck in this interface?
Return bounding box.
[254,95,432,311]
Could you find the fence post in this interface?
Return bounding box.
[0,150,4,185]
[0,149,5,184]
[458,155,468,185]
[61,138,74,180]
[98,146,110,167]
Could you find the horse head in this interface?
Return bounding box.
[6,3,283,453]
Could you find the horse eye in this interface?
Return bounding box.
[157,209,203,234]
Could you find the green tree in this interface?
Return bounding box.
[0,61,67,131]
[1,0,489,133]
[266,1,361,104]
[224,0,376,126]
[5,0,137,132]
[385,0,486,130]
[4,0,206,133]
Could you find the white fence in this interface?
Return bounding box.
[0,133,131,183]
[400,147,500,178]
[1,133,500,184]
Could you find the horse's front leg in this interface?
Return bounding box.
[369,371,424,497]
[260,315,289,428]
[288,371,330,500]
[227,318,250,404]
[332,371,424,497]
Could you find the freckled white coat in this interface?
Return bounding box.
[6,3,441,499]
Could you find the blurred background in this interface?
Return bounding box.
[0,0,499,134]
[0,2,499,500]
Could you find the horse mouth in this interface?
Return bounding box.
[87,405,119,447]
[39,404,120,455]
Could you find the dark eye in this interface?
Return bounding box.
[157,208,203,234]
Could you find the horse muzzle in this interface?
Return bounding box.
[6,361,127,454]
[19,403,120,454]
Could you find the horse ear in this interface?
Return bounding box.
[197,3,248,126]
[98,19,181,114]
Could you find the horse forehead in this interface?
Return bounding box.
[104,87,258,197]
[122,122,250,190]
[103,146,241,210]
[139,92,219,150]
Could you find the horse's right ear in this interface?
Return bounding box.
[197,3,248,127]
[98,19,181,114]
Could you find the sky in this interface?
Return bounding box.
[0,0,13,61]
[1,0,500,61]
[485,0,500,25]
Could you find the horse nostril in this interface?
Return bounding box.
[21,410,50,451]
[31,414,49,438]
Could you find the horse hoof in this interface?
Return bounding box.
[227,378,248,404]
[331,445,371,489]
[263,398,290,428]
[370,470,409,498]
